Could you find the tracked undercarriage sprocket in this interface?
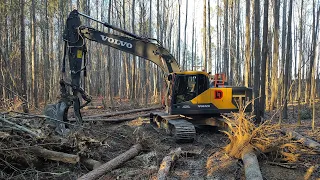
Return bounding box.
[150,113,196,142]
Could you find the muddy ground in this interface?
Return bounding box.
[0,100,319,180]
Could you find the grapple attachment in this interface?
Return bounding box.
[44,80,91,136]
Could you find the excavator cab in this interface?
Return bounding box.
[167,71,252,116]
[171,72,208,104]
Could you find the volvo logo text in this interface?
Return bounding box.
[100,35,133,48]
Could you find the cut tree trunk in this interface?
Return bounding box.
[282,130,320,151]
[77,143,143,180]
[30,147,79,164]
[157,148,182,180]
[73,113,150,122]
[242,150,263,180]
[83,106,162,118]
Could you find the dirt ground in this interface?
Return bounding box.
[0,99,319,180]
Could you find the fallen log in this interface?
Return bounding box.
[157,147,182,180]
[80,158,103,170]
[77,143,143,180]
[0,116,40,138]
[83,106,162,118]
[242,149,263,180]
[82,106,104,110]
[78,113,150,122]
[282,130,320,151]
[30,147,80,164]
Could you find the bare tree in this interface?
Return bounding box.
[260,0,269,117]
[223,0,229,76]
[253,0,261,122]
[203,0,207,71]
[20,0,28,112]
[208,0,212,73]
[183,0,188,70]
[271,0,280,111]
[283,0,293,120]
[31,0,38,108]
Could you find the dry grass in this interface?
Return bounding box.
[222,104,302,162]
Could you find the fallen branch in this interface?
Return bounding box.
[157,148,182,180]
[0,116,40,138]
[282,130,320,152]
[80,158,103,170]
[83,106,162,118]
[30,147,80,164]
[78,143,143,180]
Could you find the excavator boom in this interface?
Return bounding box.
[79,26,180,73]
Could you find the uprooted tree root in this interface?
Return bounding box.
[211,106,320,179]
[222,107,305,162]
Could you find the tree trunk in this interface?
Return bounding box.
[253,0,261,123]
[216,0,220,74]
[78,144,142,180]
[260,0,269,118]
[271,0,280,111]
[107,0,114,107]
[279,1,287,123]
[131,0,136,101]
[30,147,80,164]
[242,150,263,180]
[283,0,293,120]
[282,130,320,151]
[208,0,212,73]
[20,0,28,113]
[177,1,181,64]
[202,0,207,71]
[157,148,182,180]
[223,0,228,75]
[183,0,188,70]
[31,0,38,108]
[311,1,320,130]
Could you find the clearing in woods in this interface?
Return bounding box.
[0,98,319,179]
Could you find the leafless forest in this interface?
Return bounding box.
[0,0,320,179]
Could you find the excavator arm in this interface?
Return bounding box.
[44,10,180,135]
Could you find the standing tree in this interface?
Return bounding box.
[271,0,280,111]
[223,0,229,76]
[183,0,188,70]
[310,0,320,130]
[31,0,38,108]
[177,0,181,64]
[208,0,212,73]
[203,0,207,71]
[260,0,269,117]
[283,0,293,120]
[253,0,261,122]
[20,0,28,113]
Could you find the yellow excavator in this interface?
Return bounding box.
[44,10,252,142]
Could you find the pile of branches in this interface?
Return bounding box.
[0,111,109,179]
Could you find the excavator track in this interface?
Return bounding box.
[150,113,196,142]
